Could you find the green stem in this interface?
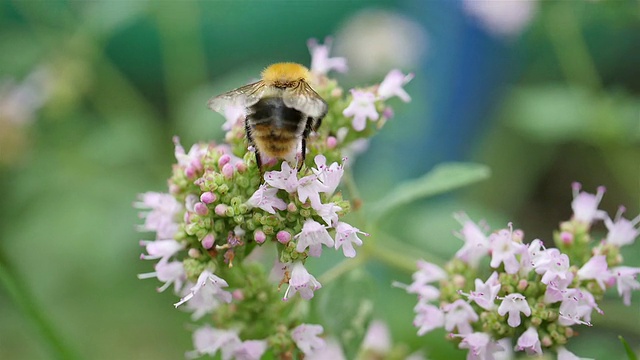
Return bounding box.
[545,1,602,90]
[362,229,448,276]
[0,254,80,360]
[318,255,366,284]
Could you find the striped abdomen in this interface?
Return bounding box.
[247,97,306,159]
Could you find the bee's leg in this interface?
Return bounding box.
[245,118,263,176]
[298,117,313,171]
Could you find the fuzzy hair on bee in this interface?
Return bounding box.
[208,62,328,171]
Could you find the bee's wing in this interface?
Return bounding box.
[282,82,328,120]
[207,81,267,114]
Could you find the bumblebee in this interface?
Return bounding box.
[208,62,328,171]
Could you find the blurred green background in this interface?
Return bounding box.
[0,0,638,359]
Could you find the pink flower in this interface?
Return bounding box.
[414,260,448,284]
[453,214,490,267]
[139,239,183,263]
[283,262,322,300]
[232,340,268,360]
[571,183,606,224]
[377,69,414,102]
[135,192,182,239]
[295,219,334,257]
[313,202,341,226]
[306,338,346,360]
[334,222,367,258]
[454,332,504,360]
[291,323,326,356]
[577,255,612,290]
[343,90,379,132]
[515,327,542,356]
[544,273,574,304]
[264,161,299,193]
[443,299,479,334]
[173,136,207,178]
[460,272,501,311]
[604,206,640,247]
[186,325,240,359]
[311,155,344,195]
[413,303,445,335]
[297,173,325,208]
[308,37,348,76]
[246,184,287,214]
[174,270,232,308]
[179,279,224,320]
[558,289,601,326]
[137,260,185,293]
[612,266,640,306]
[489,227,524,274]
[497,293,531,327]
[533,248,571,285]
[361,320,391,354]
[222,104,245,131]
[557,346,594,360]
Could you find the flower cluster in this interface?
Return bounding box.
[136,37,413,359]
[399,183,640,359]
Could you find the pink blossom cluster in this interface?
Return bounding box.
[400,184,640,359]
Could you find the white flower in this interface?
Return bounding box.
[462,272,501,311]
[139,239,183,263]
[413,303,445,336]
[533,248,571,285]
[307,37,348,76]
[232,340,268,360]
[222,104,245,131]
[515,326,542,356]
[186,325,240,360]
[306,338,346,360]
[361,320,391,355]
[264,161,299,193]
[557,346,594,360]
[135,192,182,239]
[443,299,479,334]
[295,219,334,257]
[604,206,640,247]
[313,202,341,227]
[455,332,504,360]
[454,214,490,267]
[342,89,379,132]
[297,173,325,208]
[612,266,640,306]
[377,69,414,102]
[137,260,185,293]
[489,227,524,274]
[291,324,326,356]
[334,222,367,258]
[577,255,612,290]
[497,293,531,327]
[571,183,607,224]
[174,270,232,308]
[246,184,287,214]
[311,155,344,196]
[283,262,322,301]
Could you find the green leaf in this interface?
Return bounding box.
[368,162,490,221]
[619,336,638,360]
[506,85,640,144]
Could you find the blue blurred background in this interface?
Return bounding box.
[1,0,638,359]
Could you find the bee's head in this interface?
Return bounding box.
[261,62,310,88]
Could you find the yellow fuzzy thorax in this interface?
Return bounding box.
[261,62,310,86]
